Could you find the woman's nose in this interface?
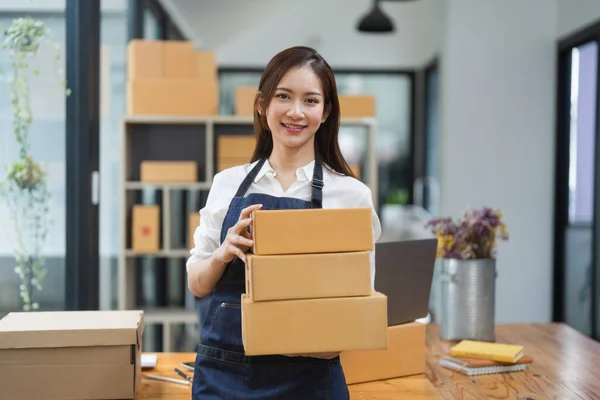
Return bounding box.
[287,102,304,119]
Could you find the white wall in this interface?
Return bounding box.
[557,0,600,38]
[159,0,444,69]
[439,0,558,323]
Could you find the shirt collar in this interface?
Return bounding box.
[252,159,316,183]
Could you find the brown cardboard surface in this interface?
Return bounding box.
[164,41,196,79]
[246,251,371,301]
[217,135,256,159]
[340,322,426,384]
[0,310,143,400]
[0,310,144,349]
[235,86,258,116]
[218,157,249,172]
[126,79,219,116]
[196,51,217,82]
[188,212,200,250]
[251,208,373,255]
[132,205,159,253]
[241,292,387,355]
[140,161,198,182]
[127,40,163,79]
[339,95,376,117]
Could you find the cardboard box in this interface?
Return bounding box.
[246,251,371,301]
[132,205,159,253]
[196,51,217,82]
[340,322,426,384]
[251,208,373,255]
[164,41,196,79]
[218,135,256,160]
[242,292,387,355]
[127,39,163,79]
[0,310,144,400]
[188,212,200,250]
[140,161,198,182]
[339,95,376,117]
[127,79,218,116]
[218,158,249,172]
[235,86,258,116]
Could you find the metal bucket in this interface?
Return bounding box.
[440,258,496,342]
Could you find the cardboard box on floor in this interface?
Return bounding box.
[246,251,371,301]
[0,310,144,400]
[242,292,387,355]
[251,207,373,255]
[340,322,426,384]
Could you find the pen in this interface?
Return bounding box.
[174,367,194,382]
[145,373,190,386]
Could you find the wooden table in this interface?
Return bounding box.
[136,323,600,399]
[427,323,600,399]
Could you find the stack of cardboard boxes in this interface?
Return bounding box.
[241,207,388,356]
[126,39,218,116]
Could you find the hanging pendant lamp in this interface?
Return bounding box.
[357,0,394,33]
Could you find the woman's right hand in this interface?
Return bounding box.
[213,204,263,264]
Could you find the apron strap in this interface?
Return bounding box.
[233,158,267,198]
[310,160,324,209]
[232,157,324,209]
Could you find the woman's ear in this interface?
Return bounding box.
[321,103,332,123]
[256,91,263,115]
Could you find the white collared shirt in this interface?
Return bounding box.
[187,159,382,287]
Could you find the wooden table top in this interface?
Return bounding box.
[136,323,600,399]
[426,323,600,399]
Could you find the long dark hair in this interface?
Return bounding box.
[250,46,355,178]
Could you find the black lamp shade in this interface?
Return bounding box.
[357,5,395,33]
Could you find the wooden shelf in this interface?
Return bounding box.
[124,249,191,258]
[125,181,212,190]
[122,114,375,126]
[143,307,198,324]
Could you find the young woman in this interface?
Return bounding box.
[186,46,381,400]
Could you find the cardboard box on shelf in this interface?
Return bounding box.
[0,310,144,400]
[340,322,426,384]
[196,51,217,82]
[217,135,256,160]
[127,39,164,79]
[246,251,371,301]
[242,292,387,356]
[251,208,373,255]
[339,95,376,117]
[132,205,159,253]
[235,86,258,116]
[126,79,219,116]
[140,161,198,183]
[217,158,250,172]
[164,41,197,79]
[188,212,200,250]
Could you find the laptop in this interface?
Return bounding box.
[374,238,438,326]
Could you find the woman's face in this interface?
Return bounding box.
[261,65,329,152]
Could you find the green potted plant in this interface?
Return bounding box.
[0,17,69,311]
[426,207,509,342]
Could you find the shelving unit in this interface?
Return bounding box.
[118,114,377,351]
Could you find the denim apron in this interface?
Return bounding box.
[192,158,349,400]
